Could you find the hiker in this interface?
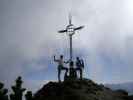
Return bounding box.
[75,57,84,79]
[69,61,77,78]
[54,55,68,82]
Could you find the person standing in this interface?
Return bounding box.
[75,57,84,79]
[54,55,68,82]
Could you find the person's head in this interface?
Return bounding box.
[0,82,4,89]
[70,61,74,66]
[60,55,63,59]
[76,57,79,60]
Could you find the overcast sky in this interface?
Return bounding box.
[1,0,133,93]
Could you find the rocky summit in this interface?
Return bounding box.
[33,79,133,100]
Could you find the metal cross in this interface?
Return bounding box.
[58,14,84,61]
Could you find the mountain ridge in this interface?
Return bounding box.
[33,78,133,100]
[105,82,133,95]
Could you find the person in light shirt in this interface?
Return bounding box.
[54,55,68,82]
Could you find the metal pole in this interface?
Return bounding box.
[70,35,72,61]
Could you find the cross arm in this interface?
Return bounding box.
[58,29,67,33]
[74,26,84,31]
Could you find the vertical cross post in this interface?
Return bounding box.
[70,35,72,61]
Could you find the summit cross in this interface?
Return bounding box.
[58,14,84,62]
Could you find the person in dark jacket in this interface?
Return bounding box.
[75,57,84,79]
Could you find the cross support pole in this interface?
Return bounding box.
[70,35,72,62]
